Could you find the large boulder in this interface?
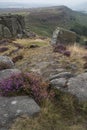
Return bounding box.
[0,96,40,129]
[0,56,14,70]
[0,69,21,81]
[50,72,87,101]
[0,14,26,38]
[67,73,87,101]
[51,27,78,46]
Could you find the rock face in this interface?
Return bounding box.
[0,56,14,70]
[50,72,87,101]
[67,73,87,101]
[51,27,77,46]
[0,96,40,129]
[0,69,21,81]
[0,14,26,38]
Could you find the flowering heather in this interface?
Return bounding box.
[0,73,24,96]
[0,72,53,103]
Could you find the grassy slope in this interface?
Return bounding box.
[24,6,87,37]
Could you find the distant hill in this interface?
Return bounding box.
[24,6,87,36]
[0,5,87,37]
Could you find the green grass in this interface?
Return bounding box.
[24,6,87,37]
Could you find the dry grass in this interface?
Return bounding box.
[69,43,87,57]
[0,39,86,130]
[58,43,87,73]
[10,100,86,130]
[15,38,50,47]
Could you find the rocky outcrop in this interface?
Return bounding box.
[51,27,78,46]
[0,96,40,129]
[0,14,26,38]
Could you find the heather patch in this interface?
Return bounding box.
[0,72,52,103]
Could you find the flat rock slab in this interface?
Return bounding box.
[68,73,87,101]
[0,96,40,129]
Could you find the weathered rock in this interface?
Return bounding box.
[49,72,73,81]
[0,96,40,129]
[51,27,77,46]
[0,56,14,70]
[0,14,26,38]
[0,69,21,81]
[67,73,87,101]
[50,78,67,90]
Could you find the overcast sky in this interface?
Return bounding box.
[0,0,87,7]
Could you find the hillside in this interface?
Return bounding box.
[0,6,87,37]
[24,6,87,37]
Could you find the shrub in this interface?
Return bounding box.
[0,72,53,103]
[70,23,87,36]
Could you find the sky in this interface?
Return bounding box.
[0,0,87,8]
